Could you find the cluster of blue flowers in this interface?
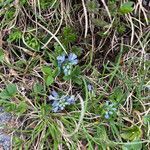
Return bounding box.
[104,101,117,119]
[48,90,75,112]
[57,53,78,76]
[87,84,94,92]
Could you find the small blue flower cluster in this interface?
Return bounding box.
[104,101,117,119]
[48,90,75,112]
[57,53,78,76]
[87,84,94,92]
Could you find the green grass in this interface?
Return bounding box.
[0,0,150,149]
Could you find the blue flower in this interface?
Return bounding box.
[56,53,78,76]
[66,95,75,104]
[87,84,94,92]
[105,101,109,106]
[105,112,110,119]
[57,54,66,65]
[52,98,69,112]
[49,90,76,112]
[68,53,78,65]
[112,108,117,111]
[62,63,72,76]
[105,111,114,119]
[48,90,59,100]
[104,101,117,119]
[108,111,113,115]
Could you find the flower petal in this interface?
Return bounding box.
[105,101,109,106]
[87,84,93,91]
[104,112,109,119]
[68,53,77,62]
[52,100,59,107]
[48,95,54,100]
[109,111,113,115]
[66,95,75,104]
[52,106,59,112]
[57,54,66,64]
[52,90,59,98]
[112,108,117,111]
[70,59,78,65]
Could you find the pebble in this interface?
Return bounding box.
[0,107,12,150]
[0,133,11,150]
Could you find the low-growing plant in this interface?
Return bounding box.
[0,0,149,149]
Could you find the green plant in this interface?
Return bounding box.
[121,126,142,141]
[119,2,134,14]
[25,33,40,51]
[7,29,22,42]
[0,0,149,149]
[41,66,55,86]
[0,83,17,99]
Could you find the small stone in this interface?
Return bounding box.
[0,107,12,150]
[0,133,11,150]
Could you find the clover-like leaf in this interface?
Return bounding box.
[0,83,17,99]
[121,125,142,141]
[119,2,134,14]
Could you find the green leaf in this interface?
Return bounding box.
[0,84,17,99]
[0,0,13,7]
[7,29,22,42]
[54,43,64,56]
[143,115,150,124]
[42,66,52,75]
[117,24,126,34]
[71,66,81,76]
[25,34,40,51]
[5,8,15,19]
[20,0,27,5]
[63,75,71,81]
[122,140,142,150]
[52,67,60,77]
[62,26,77,44]
[92,18,108,28]
[40,0,58,10]
[63,66,81,83]
[13,136,24,148]
[41,66,55,86]
[65,66,82,85]
[119,2,134,14]
[3,102,16,112]
[0,90,10,99]
[95,125,110,149]
[73,77,82,85]
[96,125,109,140]
[33,83,43,94]
[41,66,54,86]
[0,49,4,62]
[86,0,99,14]
[40,104,51,116]
[72,46,83,56]
[1,101,27,115]
[16,102,28,115]
[6,83,17,97]
[109,87,124,103]
[46,75,54,86]
[121,126,142,141]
